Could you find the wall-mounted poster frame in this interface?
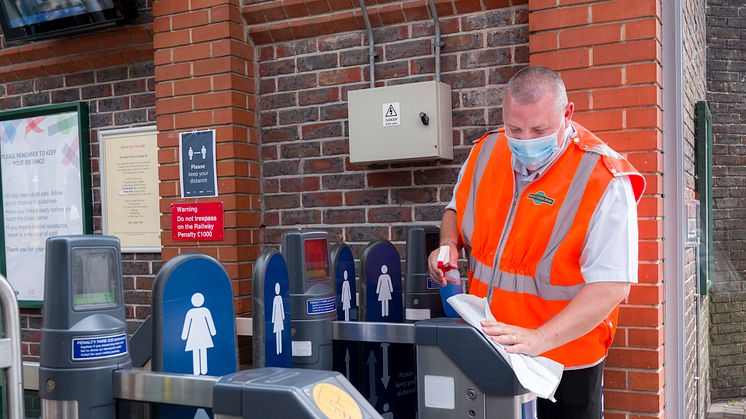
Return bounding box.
[0,103,93,307]
[99,126,161,253]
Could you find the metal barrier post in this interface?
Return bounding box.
[0,275,24,419]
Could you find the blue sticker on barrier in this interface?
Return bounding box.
[361,241,416,417]
[426,277,438,290]
[72,333,127,361]
[262,252,292,368]
[363,241,403,323]
[307,296,336,315]
[334,245,357,322]
[154,255,237,419]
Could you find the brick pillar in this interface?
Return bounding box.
[153,0,259,316]
[529,1,664,417]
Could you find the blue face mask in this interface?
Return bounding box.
[506,119,565,170]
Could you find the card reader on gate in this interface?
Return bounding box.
[282,231,337,370]
[212,367,382,418]
[39,236,132,419]
[415,318,537,419]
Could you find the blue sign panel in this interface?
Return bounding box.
[333,244,357,322]
[180,130,217,198]
[426,277,438,290]
[331,244,363,392]
[72,333,127,361]
[262,252,292,368]
[363,241,403,323]
[361,241,416,417]
[307,296,336,315]
[153,254,237,418]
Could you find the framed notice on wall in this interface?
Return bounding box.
[0,103,93,306]
[100,126,161,253]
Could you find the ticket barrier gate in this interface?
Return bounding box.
[251,230,537,419]
[332,319,537,419]
[16,235,378,419]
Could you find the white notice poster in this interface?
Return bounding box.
[0,110,87,302]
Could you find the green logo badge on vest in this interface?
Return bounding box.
[528,191,555,206]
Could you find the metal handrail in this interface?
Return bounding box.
[235,317,416,344]
[113,369,218,408]
[0,275,25,418]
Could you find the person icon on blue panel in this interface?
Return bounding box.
[271,282,285,355]
[181,292,216,375]
[376,265,393,317]
[342,270,352,322]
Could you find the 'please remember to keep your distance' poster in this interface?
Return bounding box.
[0,111,85,302]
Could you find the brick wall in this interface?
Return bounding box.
[153,0,260,320]
[706,0,746,401]
[254,2,529,256]
[0,3,156,359]
[683,0,709,416]
[528,1,665,417]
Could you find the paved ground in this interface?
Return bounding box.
[709,399,746,418]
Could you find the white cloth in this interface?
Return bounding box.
[445,123,638,283]
[447,293,564,401]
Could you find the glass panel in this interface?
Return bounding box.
[71,248,118,311]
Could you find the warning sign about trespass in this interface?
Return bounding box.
[171,201,224,241]
[383,102,400,127]
[72,333,128,361]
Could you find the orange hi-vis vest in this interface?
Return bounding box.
[455,122,645,369]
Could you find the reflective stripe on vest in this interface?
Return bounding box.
[460,132,499,249]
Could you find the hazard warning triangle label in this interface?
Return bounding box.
[385,105,398,117]
[382,102,400,127]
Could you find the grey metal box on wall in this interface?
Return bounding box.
[348,80,453,163]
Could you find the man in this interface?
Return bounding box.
[428,66,645,418]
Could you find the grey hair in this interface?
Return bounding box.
[504,66,568,115]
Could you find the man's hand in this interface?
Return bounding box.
[480,321,551,357]
[427,244,459,286]
[480,282,631,357]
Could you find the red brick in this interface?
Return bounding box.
[625,18,660,41]
[628,371,664,391]
[600,130,662,153]
[155,63,192,81]
[626,63,662,86]
[618,306,663,327]
[172,43,212,63]
[593,86,659,109]
[531,48,590,70]
[367,171,412,188]
[158,96,193,114]
[562,67,622,90]
[529,0,559,11]
[319,68,362,86]
[604,369,627,389]
[591,0,658,24]
[529,6,589,32]
[627,327,664,348]
[529,31,557,53]
[593,40,658,66]
[606,348,663,369]
[626,108,662,130]
[174,110,213,129]
[637,218,663,240]
[154,29,191,49]
[603,389,663,413]
[559,23,622,49]
[171,10,210,30]
[572,110,624,131]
